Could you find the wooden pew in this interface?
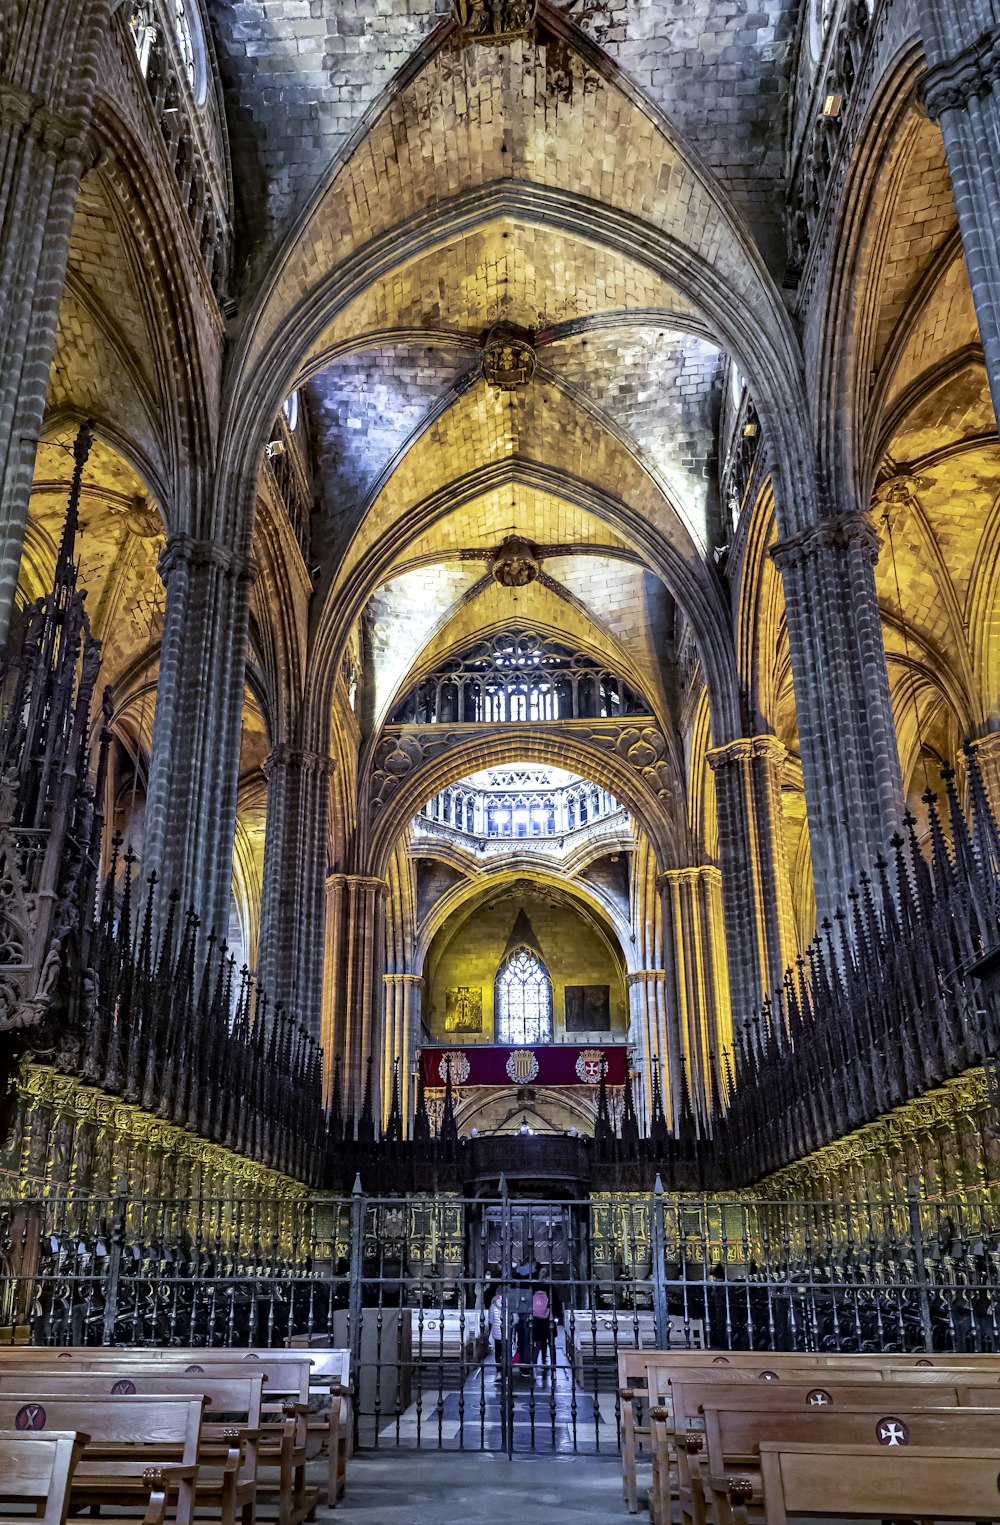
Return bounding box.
[164,1347,352,1504]
[0,1431,84,1525]
[0,1347,346,1510]
[619,1348,1000,1516]
[618,1350,829,1513]
[699,1399,1000,1525]
[0,1372,265,1525]
[756,1442,1000,1525]
[646,1363,984,1525]
[0,1394,202,1525]
[154,1361,317,1525]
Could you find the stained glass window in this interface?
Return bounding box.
[174,0,198,92]
[496,947,553,1046]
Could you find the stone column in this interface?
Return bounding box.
[707,734,797,1021]
[0,3,109,637]
[772,512,903,924]
[917,11,1000,419]
[143,536,256,938]
[658,867,733,1124]
[257,744,335,1040]
[626,969,669,1130]
[967,731,1000,819]
[321,874,387,1115]
[382,973,423,1135]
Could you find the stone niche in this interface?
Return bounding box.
[423,888,627,1043]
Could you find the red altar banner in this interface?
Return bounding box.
[419,1044,629,1088]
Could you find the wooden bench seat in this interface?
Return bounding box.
[645,1361,1000,1525]
[0,1395,202,1525]
[698,1400,1000,1525]
[0,1431,84,1525]
[756,1441,1000,1524]
[618,1349,799,1512]
[0,1372,266,1525]
[152,1361,317,1525]
[621,1349,1000,1519]
[0,1347,348,1510]
[164,1348,351,1506]
[0,1353,314,1521]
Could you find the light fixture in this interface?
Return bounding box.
[742,421,758,439]
[822,93,843,118]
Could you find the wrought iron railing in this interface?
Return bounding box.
[3,1187,1000,1453]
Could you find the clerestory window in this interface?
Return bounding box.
[495,947,553,1046]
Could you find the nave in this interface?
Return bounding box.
[6,0,1000,1517]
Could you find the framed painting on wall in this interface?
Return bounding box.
[445,986,484,1033]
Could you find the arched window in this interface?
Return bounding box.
[173,0,207,104]
[495,947,553,1046]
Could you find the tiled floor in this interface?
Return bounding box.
[365,1348,620,1454]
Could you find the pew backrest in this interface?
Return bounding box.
[0,1430,83,1525]
[0,1370,264,1426]
[0,1394,202,1460]
[757,1442,1000,1525]
[645,1362,891,1413]
[151,1358,311,1406]
[702,1400,1000,1469]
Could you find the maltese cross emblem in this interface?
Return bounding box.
[876,1417,910,1446]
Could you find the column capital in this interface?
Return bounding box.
[919,27,1000,119]
[656,865,722,893]
[706,734,787,773]
[626,969,667,987]
[770,510,879,572]
[967,730,1000,762]
[0,83,96,162]
[325,872,387,896]
[263,743,336,780]
[158,534,258,587]
[383,972,424,987]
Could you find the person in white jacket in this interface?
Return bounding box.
[489,1286,508,1378]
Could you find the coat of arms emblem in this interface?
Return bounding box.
[575,1048,605,1084]
[438,1050,471,1084]
[506,1047,539,1083]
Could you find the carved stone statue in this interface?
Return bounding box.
[481,322,536,388]
[488,535,540,588]
[453,0,536,45]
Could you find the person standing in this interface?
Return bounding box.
[489,1285,507,1379]
[532,1285,551,1366]
[512,1263,533,1370]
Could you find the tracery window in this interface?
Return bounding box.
[495,947,553,1045]
[390,626,646,724]
[173,0,206,102]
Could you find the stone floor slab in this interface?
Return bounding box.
[320,1449,628,1522]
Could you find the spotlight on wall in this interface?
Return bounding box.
[742,421,758,438]
[265,439,286,459]
[822,93,843,118]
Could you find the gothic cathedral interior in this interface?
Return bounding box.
[3,0,1000,1509]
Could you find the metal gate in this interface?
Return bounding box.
[2,1184,1000,1454]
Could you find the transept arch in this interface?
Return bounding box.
[363,726,681,880]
